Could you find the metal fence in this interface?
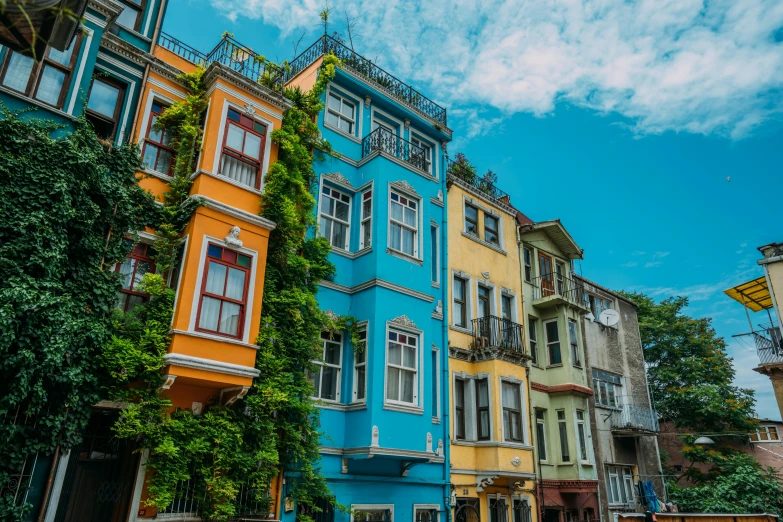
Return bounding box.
[610,403,660,433]
[529,273,587,307]
[755,322,783,365]
[362,127,429,172]
[446,158,510,205]
[157,477,272,520]
[472,315,526,354]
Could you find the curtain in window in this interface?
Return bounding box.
[3,53,33,91]
[221,154,257,188]
[477,380,490,437]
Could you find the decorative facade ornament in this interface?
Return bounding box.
[390,315,419,330]
[223,386,250,407]
[501,287,514,297]
[364,95,372,108]
[371,425,380,447]
[324,310,340,322]
[426,432,433,452]
[323,172,355,190]
[341,458,348,474]
[437,190,443,201]
[243,103,256,116]
[404,118,410,130]
[161,375,177,390]
[481,271,491,279]
[511,456,521,467]
[454,269,469,279]
[390,180,419,197]
[191,402,203,415]
[225,226,243,247]
[435,300,443,315]
[437,439,443,456]
[441,141,448,152]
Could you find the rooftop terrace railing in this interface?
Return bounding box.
[284,35,448,127]
[362,127,430,172]
[755,322,783,365]
[446,157,511,205]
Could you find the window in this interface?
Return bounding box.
[535,410,547,461]
[589,294,612,321]
[410,135,432,174]
[415,507,438,522]
[512,500,532,522]
[528,317,539,365]
[607,466,634,506]
[360,189,372,249]
[502,381,523,442]
[592,369,623,409]
[86,77,125,140]
[386,329,418,405]
[555,261,565,294]
[389,191,418,257]
[196,244,251,339]
[0,37,80,108]
[141,102,174,175]
[431,350,439,419]
[325,91,355,134]
[568,320,580,367]
[310,332,342,402]
[545,320,561,365]
[523,247,533,282]
[116,0,147,31]
[299,498,335,522]
[557,410,570,462]
[576,410,588,462]
[220,107,267,189]
[488,497,508,522]
[430,225,439,284]
[353,508,392,522]
[453,277,468,328]
[115,242,155,312]
[320,186,351,250]
[485,214,499,244]
[478,285,491,320]
[476,378,490,440]
[353,327,367,402]
[465,204,478,235]
[454,378,466,440]
[752,425,781,442]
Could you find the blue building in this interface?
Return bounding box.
[283,37,453,522]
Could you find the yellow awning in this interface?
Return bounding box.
[724,276,772,312]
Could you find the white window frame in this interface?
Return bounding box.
[499,377,527,444]
[371,106,404,139]
[544,319,562,366]
[351,504,394,522]
[360,186,373,250]
[413,504,440,522]
[475,279,496,320]
[483,212,500,246]
[430,221,441,287]
[487,494,509,522]
[593,371,624,409]
[557,409,570,463]
[575,409,589,463]
[535,409,548,462]
[319,184,352,251]
[568,319,581,367]
[452,371,493,442]
[409,131,437,178]
[511,496,533,522]
[325,88,358,137]
[311,331,343,403]
[528,316,539,366]
[451,271,473,329]
[388,188,420,259]
[352,322,369,403]
[753,425,781,442]
[384,323,422,409]
[464,201,479,236]
[523,247,533,282]
[606,466,635,506]
[431,346,441,422]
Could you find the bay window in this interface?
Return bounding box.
[320,186,351,250]
[592,369,623,409]
[141,102,174,175]
[386,329,418,405]
[353,327,367,402]
[219,107,267,189]
[115,242,155,312]
[196,244,251,339]
[502,381,524,442]
[389,190,418,257]
[557,409,570,462]
[310,331,342,402]
[360,188,372,249]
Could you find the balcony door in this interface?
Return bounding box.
[372,119,396,156]
[478,285,491,340]
[538,252,555,297]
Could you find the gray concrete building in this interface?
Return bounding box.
[576,276,664,520]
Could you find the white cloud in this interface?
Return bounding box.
[621,261,639,268]
[632,250,647,256]
[653,251,671,259]
[211,0,783,138]
[644,261,663,268]
[727,342,780,421]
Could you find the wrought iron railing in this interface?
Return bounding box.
[446,158,511,205]
[157,32,284,91]
[158,477,272,520]
[284,35,448,126]
[755,322,783,365]
[362,127,429,172]
[529,274,587,307]
[472,315,526,354]
[610,403,659,433]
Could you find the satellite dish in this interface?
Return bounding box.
[599,309,620,327]
[585,312,595,322]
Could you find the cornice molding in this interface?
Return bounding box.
[191,195,277,230]
[99,32,153,68]
[319,278,434,303]
[203,63,292,113]
[163,353,260,378]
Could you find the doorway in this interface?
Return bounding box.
[538,252,554,297]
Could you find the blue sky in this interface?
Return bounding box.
[163,0,783,420]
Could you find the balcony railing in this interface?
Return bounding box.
[446,158,511,205]
[157,32,285,91]
[755,322,783,365]
[158,476,272,520]
[529,274,587,309]
[284,35,448,126]
[472,315,526,354]
[610,403,660,433]
[362,127,429,172]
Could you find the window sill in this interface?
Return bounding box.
[383,402,424,415]
[171,329,258,349]
[432,312,444,321]
[430,196,444,207]
[431,282,441,289]
[313,400,346,411]
[595,404,622,411]
[432,417,441,424]
[386,247,423,266]
[452,440,534,450]
[556,462,575,467]
[547,364,564,369]
[346,402,367,411]
[190,169,264,195]
[140,167,173,182]
[461,231,506,255]
[450,325,473,336]
[331,246,372,260]
[580,461,593,466]
[0,85,75,120]
[752,440,782,443]
[324,122,361,144]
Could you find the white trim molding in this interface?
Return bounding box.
[163,353,260,378]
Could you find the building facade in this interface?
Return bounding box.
[281,36,453,522]
[577,277,663,519]
[517,218,599,522]
[445,164,538,522]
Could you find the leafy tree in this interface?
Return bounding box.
[621,292,756,433]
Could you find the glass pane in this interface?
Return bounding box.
[220,154,257,187]
[127,294,146,312]
[328,94,340,110]
[402,227,414,256]
[244,131,262,159]
[132,260,151,288]
[142,143,159,169]
[208,244,223,258]
[148,114,163,142]
[363,198,372,219]
[502,382,519,409]
[403,346,416,368]
[198,296,221,331]
[325,110,339,128]
[453,278,464,300]
[453,303,464,326]
[331,221,346,249]
[309,368,320,398]
[237,254,251,268]
[205,262,227,295]
[219,301,240,335]
[391,201,403,222]
[401,370,415,403]
[387,367,399,401]
[48,43,74,66]
[324,341,341,365]
[390,223,401,251]
[550,342,562,365]
[320,218,331,241]
[341,99,354,118]
[503,411,511,440]
[2,52,34,92]
[477,380,489,407]
[156,148,172,174]
[356,366,366,400]
[362,222,371,248]
[403,207,416,227]
[335,200,349,221]
[118,258,136,290]
[321,365,337,400]
[545,321,559,342]
[34,65,65,105]
[116,4,139,28]
[338,118,352,133]
[225,267,246,300]
[479,410,490,437]
[226,123,244,151]
[388,341,401,365]
[511,412,520,440]
[465,205,477,222]
[87,80,121,118]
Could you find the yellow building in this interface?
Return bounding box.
[446,163,538,522]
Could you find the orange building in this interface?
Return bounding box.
[120,32,290,520]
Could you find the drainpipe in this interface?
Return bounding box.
[441,152,452,522]
[36,445,60,522]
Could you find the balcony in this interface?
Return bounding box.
[529,274,589,312]
[754,322,783,366]
[362,127,430,173]
[446,158,511,207]
[157,32,284,90]
[471,315,526,355]
[610,403,659,435]
[284,35,447,127]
